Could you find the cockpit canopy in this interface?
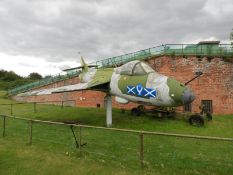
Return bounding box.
[116,61,155,76]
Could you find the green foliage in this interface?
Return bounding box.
[0,79,35,91]
[28,72,42,80]
[0,69,42,90]
[0,69,22,81]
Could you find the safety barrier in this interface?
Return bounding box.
[0,100,76,115]
[8,71,80,96]
[93,44,233,67]
[0,114,232,169]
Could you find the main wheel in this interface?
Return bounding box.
[188,115,204,126]
[206,112,212,121]
[131,108,141,116]
[137,105,145,112]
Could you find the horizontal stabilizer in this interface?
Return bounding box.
[63,65,97,72]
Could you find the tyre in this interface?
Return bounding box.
[206,112,212,121]
[167,111,176,119]
[131,108,141,116]
[188,115,204,126]
[137,105,145,112]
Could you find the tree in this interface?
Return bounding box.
[28,72,42,80]
[0,69,22,81]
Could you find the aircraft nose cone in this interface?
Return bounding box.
[182,89,195,104]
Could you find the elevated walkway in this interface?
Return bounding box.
[8,43,233,96]
[8,71,79,96]
[94,43,233,68]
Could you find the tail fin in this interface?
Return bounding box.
[80,57,88,72]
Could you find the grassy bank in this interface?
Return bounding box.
[0,91,232,175]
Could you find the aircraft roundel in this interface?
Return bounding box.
[127,84,156,98]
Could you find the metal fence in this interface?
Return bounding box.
[0,100,76,115]
[0,114,232,170]
[8,71,80,96]
[93,44,233,68]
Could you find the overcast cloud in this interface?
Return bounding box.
[0,0,232,76]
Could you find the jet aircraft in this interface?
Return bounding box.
[19,58,196,126]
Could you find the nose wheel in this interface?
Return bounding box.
[188,114,204,126]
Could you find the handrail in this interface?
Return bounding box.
[8,71,80,96]
[93,44,233,68]
[1,114,232,142]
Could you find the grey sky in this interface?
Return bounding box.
[0,0,232,76]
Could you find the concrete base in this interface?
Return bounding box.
[105,94,112,127]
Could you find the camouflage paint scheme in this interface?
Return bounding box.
[18,59,194,107]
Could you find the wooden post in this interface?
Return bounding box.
[79,126,82,153]
[182,44,184,55]
[10,104,13,115]
[33,102,37,113]
[28,120,33,145]
[61,101,64,109]
[2,116,6,137]
[140,132,144,169]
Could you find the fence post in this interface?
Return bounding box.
[33,102,37,113]
[10,104,13,115]
[182,44,184,55]
[61,101,64,109]
[28,120,33,145]
[79,126,82,153]
[2,116,6,137]
[139,132,144,169]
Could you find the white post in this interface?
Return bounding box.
[105,94,112,127]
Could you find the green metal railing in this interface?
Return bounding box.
[93,44,233,68]
[8,43,233,96]
[8,71,80,96]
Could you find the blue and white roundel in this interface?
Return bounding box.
[127,84,156,98]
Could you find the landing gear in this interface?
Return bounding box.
[131,105,145,116]
[131,108,140,116]
[131,105,176,118]
[206,112,213,121]
[187,106,213,126]
[188,114,204,127]
[104,94,112,127]
[130,104,212,127]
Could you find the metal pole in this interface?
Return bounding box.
[140,132,144,169]
[34,102,37,113]
[61,101,64,109]
[10,104,13,115]
[105,94,112,127]
[2,116,6,137]
[28,120,33,145]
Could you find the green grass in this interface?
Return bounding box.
[0,91,232,175]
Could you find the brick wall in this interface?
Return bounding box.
[13,56,233,114]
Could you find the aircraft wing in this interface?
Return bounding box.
[87,74,111,88]
[18,68,113,97]
[18,76,111,97]
[18,83,89,96]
